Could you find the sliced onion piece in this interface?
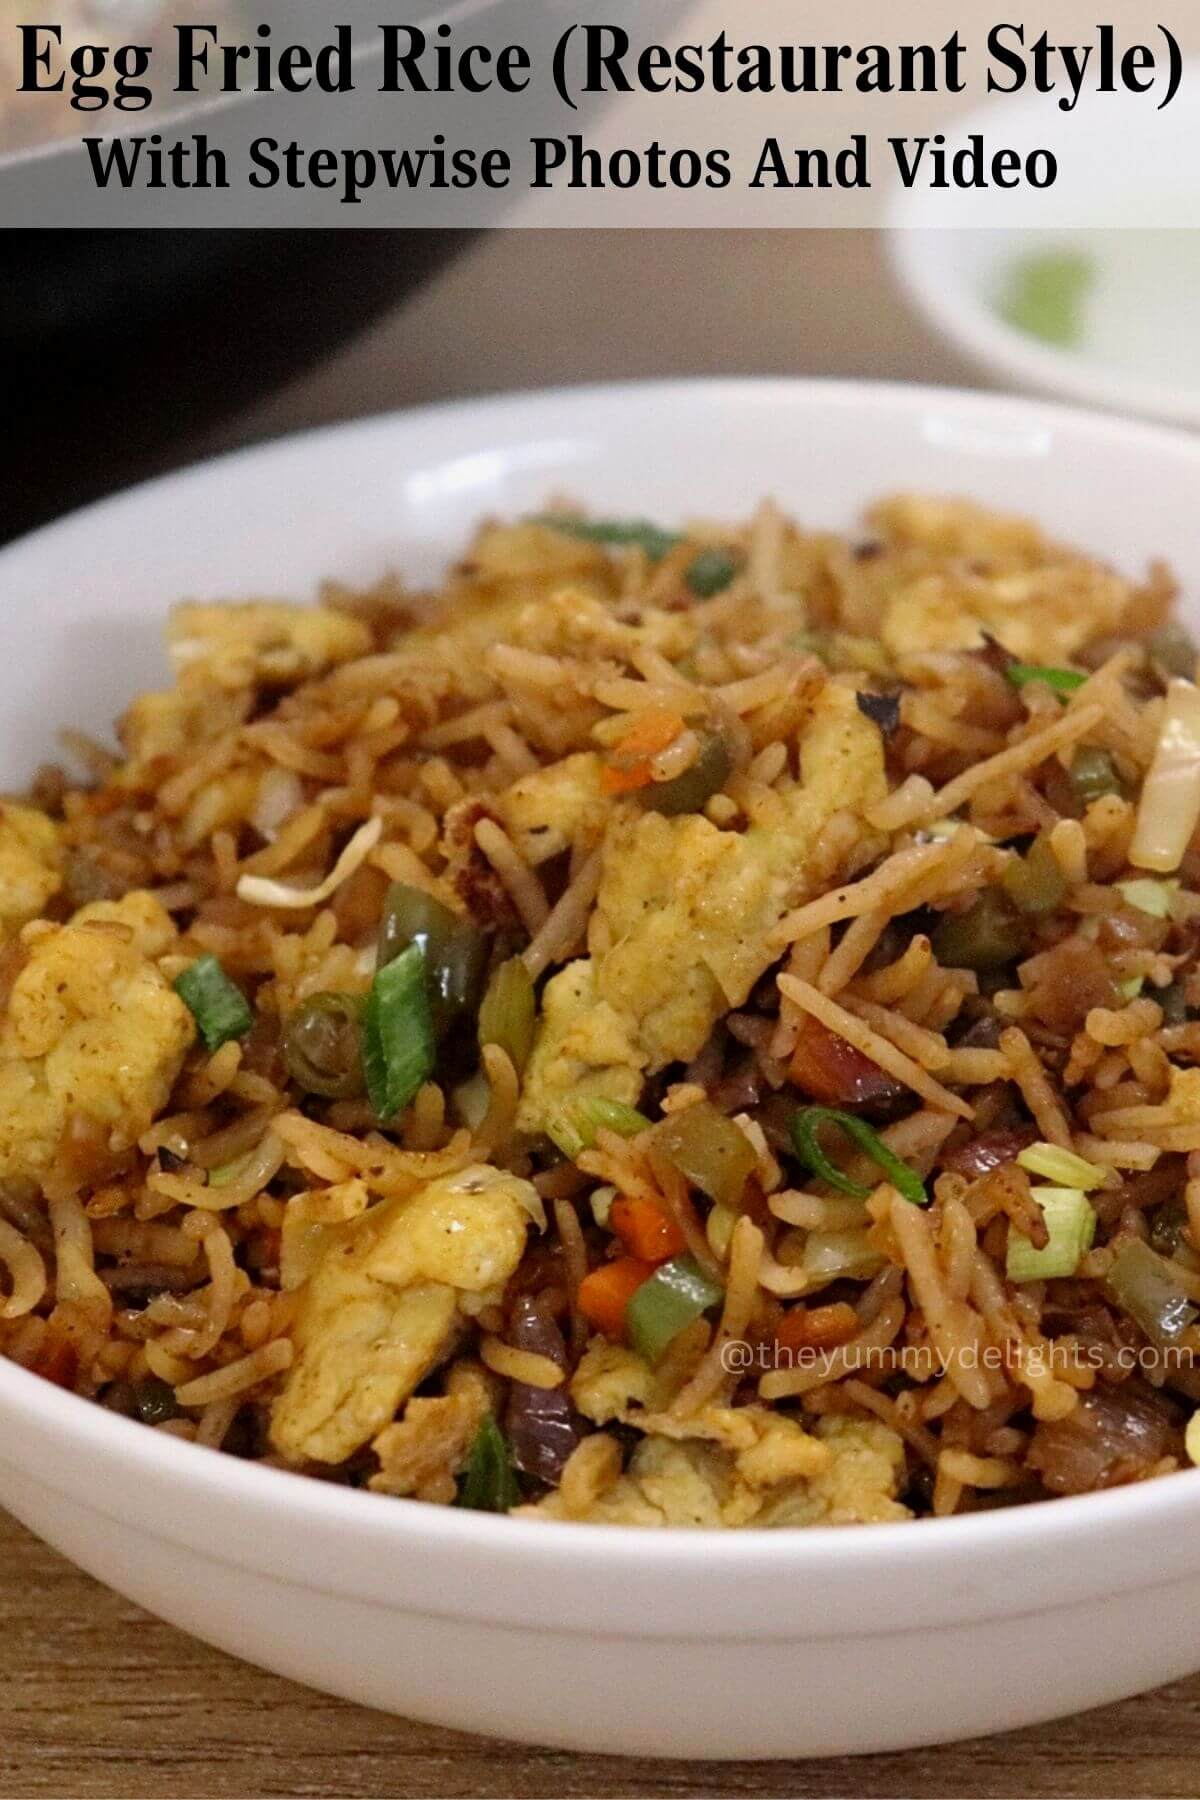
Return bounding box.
[236,815,382,909]
[1130,679,1200,873]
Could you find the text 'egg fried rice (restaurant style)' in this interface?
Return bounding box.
[5,493,1200,1527]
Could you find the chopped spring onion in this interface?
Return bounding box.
[1006,663,1087,694]
[456,1413,522,1513]
[362,944,435,1122]
[1130,678,1200,873]
[652,1101,758,1208]
[532,514,680,562]
[1002,834,1067,916]
[790,1106,928,1205]
[1016,1142,1106,1192]
[1107,1238,1199,1347]
[1006,1187,1097,1281]
[685,547,741,598]
[998,249,1094,349]
[1117,877,1178,920]
[1116,976,1146,1000]
[1186,1412,1200,1468]
[548,1096,650,1160]
[477,955,537,1075]
[625,1253,724,1364]
[174,954,253,1052]
[1070,746,1123,805]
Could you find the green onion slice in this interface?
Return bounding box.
[1006,663,1087,694]
[362,943,435,1122]
[625,1254,724,1364]
[548,1096,650,1160]
[685,548,741,598]
[790,1106,928,1205]
[455,1414,521,1513]
[174,954,253,1052]
[1016,1141,1106,1192]
[1006,1188,1097,1281]
[377,882,488,1042]
[532,514,681,562]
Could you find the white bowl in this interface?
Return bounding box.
[887,83,1200,427]
[4,379,1200,1759]
[890,227,1200,430]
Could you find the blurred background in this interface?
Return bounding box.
[7,229,976,542]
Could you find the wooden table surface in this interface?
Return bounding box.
[6,229,1198,1799]
[5,1504,1200,1798]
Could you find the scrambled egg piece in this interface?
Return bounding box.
[168,601,372,690]
[0,892,193,1183]
[516,961,644,1131]
[271,1164,542,1464]
[530,1414,908,1528]
[509,588,695,663]
[570,1338,657,1422]
[118,685,249,771]
[866,495,1137,661]
[0,804,62,937]
[369,1370,492,1501]
[495,752,609,865]
[869,494,1061,565]
[1150,1065,1200,1133]
[518,685,885,1134]
[881,568,1131,663]
[758,1417,910,1526]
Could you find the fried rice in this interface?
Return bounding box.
[4,491,1200,1528]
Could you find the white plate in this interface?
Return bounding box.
[3,379,1200,1759]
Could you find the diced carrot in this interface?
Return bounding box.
[578,1256,654,1339]
[616,707,686,760]
[610,1194,687,1264]
[600,760,654,795]
[31,1332,79,1390]
[775,1301,860,1355]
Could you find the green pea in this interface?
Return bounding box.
[283,992,366,1100]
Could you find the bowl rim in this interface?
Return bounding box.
[5,372,1200,1588]
[887,226,1200,429]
